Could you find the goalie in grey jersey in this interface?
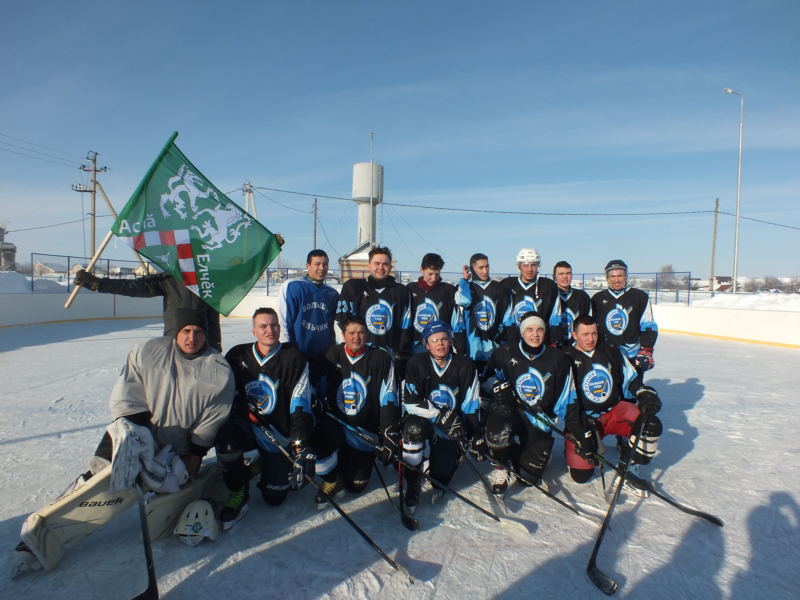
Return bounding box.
[13,309,234,575]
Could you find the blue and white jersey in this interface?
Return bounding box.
[591,286,658,358]
[500,275,560,345]
[551,287,593,345]
[564,341,644,418]
[455,277,508,362]
[403,352,481,438]
[407,278,467,355]
[277,276,339,361]
[484,343,580,434]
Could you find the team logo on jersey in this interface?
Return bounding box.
[337,373,370,415]
[513,297,541,325]
[365,300,394,336]
[515,367,550,407]
[605,304,631,336]
[581,365,613,404]
[414,298,442,332]
[245,375,280,414]
[429,384,458,410]
[474,297,496,331]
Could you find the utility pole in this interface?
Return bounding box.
[243,180,257,219]
[313,198,318,249]
[370,131,374,248]
[72,151,107,270]
[709,198,719,296]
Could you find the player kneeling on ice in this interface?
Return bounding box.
[482,313,580,496]
[401,320,481,513]
[214,307,314,528]
[14,309,235,576]
[308,315,400,510]
[563,315,662,498]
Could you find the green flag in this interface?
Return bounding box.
[111,132,282,316]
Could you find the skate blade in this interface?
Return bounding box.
[221,504,249,530]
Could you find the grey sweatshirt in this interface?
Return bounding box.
[109,337,234,455]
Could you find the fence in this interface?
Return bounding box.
[26,253,159,294]
[256,268,694,306]
[20,255,695,307]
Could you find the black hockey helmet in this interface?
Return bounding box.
[604,259,628,275]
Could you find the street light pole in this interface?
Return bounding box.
[724,88,743,295]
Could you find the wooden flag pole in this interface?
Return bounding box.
[96,182,148,271]
[64,230,115,309]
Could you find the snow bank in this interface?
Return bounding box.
[0,272,67,294]
[691,292,800,312]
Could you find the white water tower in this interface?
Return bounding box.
[352,163,383,246]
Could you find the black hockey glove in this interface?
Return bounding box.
[634,347,655,372]
[74,269,100,291]
[467,433,488,462]
[378,422,400,467]
[436,406,465,443]
[572,424,598,461]
[290,443,316,489]
[492,380,515,408]
[635,385,662,416]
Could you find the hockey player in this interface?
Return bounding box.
[14,309,235,573]
[455,253,508,372]
[335,246,412,368]
[309,315,400,509]
[482,313,579,495]
[552,260,592,347]
[73,269,222,352]
[214,307,314,527]
[277,249,339,362]
[401,320,481,513]
[407,252,466,355]
[563,315,662,494]
[591,259,658,374]
[500,248,559,346]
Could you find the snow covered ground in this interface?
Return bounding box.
[2,319,799,599]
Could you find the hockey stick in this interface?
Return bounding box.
[374,459,420,531]
[478,451,603,526]
[132,479,158,600]
[325,412,500,523]
[516,404,723,527]
[586,412,648,595]
[458,447,508,515]
[248,414,414,583]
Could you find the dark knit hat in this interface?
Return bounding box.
[174,308,208,336]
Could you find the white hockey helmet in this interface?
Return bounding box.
[174,499,219,546]
[516,248,541,265]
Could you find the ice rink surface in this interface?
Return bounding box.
[1,317,799,599]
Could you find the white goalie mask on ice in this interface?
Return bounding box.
[174,499,219,546]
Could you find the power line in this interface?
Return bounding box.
[384,205,418,263]
[315,215,340,258]
[0,147,82,169]
[254,188,313,214]
[387,204,461,265]
[717,211,800,231]
[0,132,86,159]
[0,140,85,166]
[248,184,799,231]
[6,215,113,234]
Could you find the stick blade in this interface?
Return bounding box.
[588,564,618,596]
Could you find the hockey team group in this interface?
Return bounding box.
[13,244,667,586]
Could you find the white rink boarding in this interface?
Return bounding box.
[2,291,798,348]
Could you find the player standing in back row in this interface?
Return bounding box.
[455,253,508,374]
[407,252,467,356]
[552,260,592,347]
[335,246,412,373]
[501,248,560,346]
[591,259,658,375]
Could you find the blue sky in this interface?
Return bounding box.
[1,1,798,279]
